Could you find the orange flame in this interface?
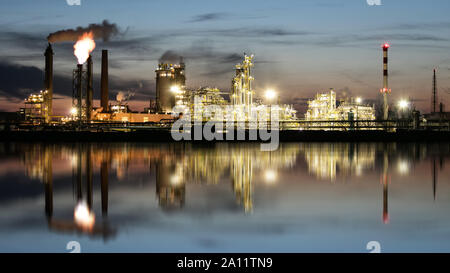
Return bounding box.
[74,32,96,64]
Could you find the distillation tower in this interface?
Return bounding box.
[231,54,254,113]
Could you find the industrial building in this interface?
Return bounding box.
[305,89,376,129]
[155,60,186,113]
[159,54,298,124]
[6,39,449,133]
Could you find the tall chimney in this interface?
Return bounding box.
[101,50,109,112]
[432,68,437,113]
[44,43,53,122]
[77,64,83,122]
[86,55,93,121]
[380,43,391,121]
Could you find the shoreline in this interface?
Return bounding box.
[0,129,449,142]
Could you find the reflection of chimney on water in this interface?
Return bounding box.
[86,147,93,209]
[44,145,112,237]
[381,151,389,224]
[44,146,53,219]
[101,160,109,216]
[86,55,93,121]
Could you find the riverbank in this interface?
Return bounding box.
[0,129,449,142]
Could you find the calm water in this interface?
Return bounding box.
[0,142,450,253]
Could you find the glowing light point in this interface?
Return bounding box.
[398,100,409,109]
[170,85,181,94]
[70,107,77,115]
[265,89,277,101]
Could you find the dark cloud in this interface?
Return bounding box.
[0,62,154,102]
[199,27,313,38]
[383,21,450,31]
[188,13,227,23]
[0,31,47,51]
[0,62,46,99]
[159,50,182,64]
[187,12,269,23]
[158,42,243,65]
[312,33,449,48]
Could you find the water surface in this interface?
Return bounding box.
[0,142,449,253]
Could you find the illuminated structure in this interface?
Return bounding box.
[187,87,229,121]
[22,44,54,123]
[231,54,254,111]
[24,90,49,123]
[380,43,391,120]
[305,90,376,128]
[72,57,94,122]
[155,59,186,113]
[305,90,337,120]
[160,54,298,125]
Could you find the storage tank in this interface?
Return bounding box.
[155,59,185,113]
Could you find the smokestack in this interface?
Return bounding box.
[77,64,83,121]
[380,43,391,121]
[432,68,437,113]
[44,43,53,122]
[101,50,109,112]
[86,55,93,121]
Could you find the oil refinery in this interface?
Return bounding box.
[2,35,450,140]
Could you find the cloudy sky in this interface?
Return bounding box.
[1,0,450,115]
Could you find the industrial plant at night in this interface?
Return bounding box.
[4,0,450,260]
[4,38,448,140]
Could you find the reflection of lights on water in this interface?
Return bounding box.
[170,174,182,185]
[264,169,277,184]
[397,160,410,175]
[70,154,77,167]
[74,201,95,230]
[383,213,390,224]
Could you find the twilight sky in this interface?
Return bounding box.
[1,0,450,116]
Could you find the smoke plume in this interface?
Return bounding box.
[159,50,182,64]
[47,20,119,43]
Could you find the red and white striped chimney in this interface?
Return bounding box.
[380,43,391,120]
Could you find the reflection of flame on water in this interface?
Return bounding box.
[74,32,96,64]
[74,201,95,231]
